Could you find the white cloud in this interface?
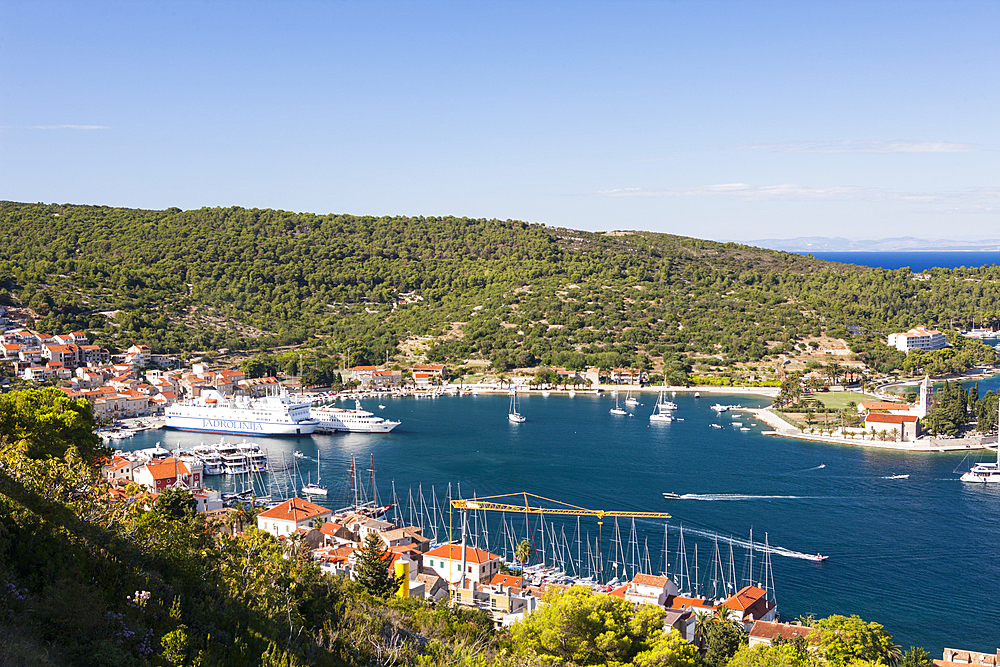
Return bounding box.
[29,124,110,130]
[596,183,1000,211]
[733,140,982,154]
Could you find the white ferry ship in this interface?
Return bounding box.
[165,387,318,436]
[310,400,401,433]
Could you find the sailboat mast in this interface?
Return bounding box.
[693,544,699,597]
[351,455,357,509]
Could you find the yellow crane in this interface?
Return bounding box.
[448,492,672,588]
[451,492,672,520]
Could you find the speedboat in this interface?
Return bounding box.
[662,492,681,499]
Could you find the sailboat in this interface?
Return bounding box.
[302,450,327,496]
[961,447,1000,483]
[624,387,640,406]
[960,401,1000,483]
[609,394,628,416]
[508,388,526,423]
[649,383,676,422]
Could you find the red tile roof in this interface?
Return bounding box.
[258,497,331,522]
[490,574,523,588]
[860,402,913,411]
[631,573,669,588]
[722,586,768,612]
[865,413,918,424]
[143,458,190,480]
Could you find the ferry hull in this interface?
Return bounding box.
[165,415,318,436]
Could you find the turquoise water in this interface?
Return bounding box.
[122,392,1000,654]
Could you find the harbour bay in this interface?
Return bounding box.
[122,391,1000,654]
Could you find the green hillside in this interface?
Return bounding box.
[3,201,1000,374]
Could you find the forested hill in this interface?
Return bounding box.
[3,201,1000,372]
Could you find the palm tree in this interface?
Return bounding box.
[515,539,533,572]
[282,532,304,560]
[694,611,713,648]
[713,604,739,627]
[891,427,900,442]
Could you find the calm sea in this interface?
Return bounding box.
[806,251,1000,272]
[121,393,1000,654]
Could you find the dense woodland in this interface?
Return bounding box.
[0,389,933,666]
[3,201,1000,375]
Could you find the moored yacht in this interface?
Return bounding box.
[961,448,1000,483]
[192,444,225,475]
[310,400,401,433]
[216,440,250,475]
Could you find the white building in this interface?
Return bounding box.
[887,326,949,354]
[423,544,503,586]
[623,573,680,606]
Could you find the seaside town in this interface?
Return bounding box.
[2,308,998,452]
[3,297,999,665]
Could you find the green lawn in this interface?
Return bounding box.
[809,390,880,410]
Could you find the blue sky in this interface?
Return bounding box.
[2,1,998,241]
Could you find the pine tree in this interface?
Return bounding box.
[353,532,403,598]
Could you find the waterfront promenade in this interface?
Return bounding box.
[754,408,995,452]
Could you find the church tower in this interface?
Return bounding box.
[917,375,933,418]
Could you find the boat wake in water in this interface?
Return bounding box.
[669,524,828,562]
[679,493,806,501]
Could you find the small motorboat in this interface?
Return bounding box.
[662,492,681,499]
[885,474,910,480]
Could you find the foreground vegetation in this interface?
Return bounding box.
[3,201,1000,380]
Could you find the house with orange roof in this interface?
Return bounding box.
[413,364,448,379]
[133,457,198,492]
[624,573,681,607]
[424,544,503,585]
[719,586,777,630]
[257,497,333,539]
[864,412,919,441]
[319,521,355,546]
[151,391,178,408]
[102,455,139,483]
[365,369,403,389]
[313,544,356,576]
[489,574,523,590]
[667,594,718,616]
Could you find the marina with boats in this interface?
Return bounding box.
[113,390,1000,652]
